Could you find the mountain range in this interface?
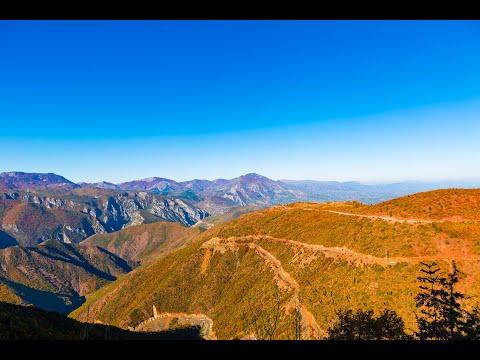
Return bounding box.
[2,171,480,250]
[2,172,480,338]
[82,173,306,214]
[5,171,480,205]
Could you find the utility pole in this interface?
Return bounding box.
[385,249,389,264]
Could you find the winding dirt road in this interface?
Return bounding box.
[136,232,480,340]
[326,210,436,223]
[203,237,325,339]
[202,235,480,338]
[325,210,477,224]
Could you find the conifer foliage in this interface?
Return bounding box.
[414,261,479,340]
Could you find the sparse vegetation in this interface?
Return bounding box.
[354,189,480,221]
[82,221,201,263]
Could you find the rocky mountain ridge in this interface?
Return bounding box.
[0,188,208,248]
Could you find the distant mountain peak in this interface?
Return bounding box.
[142,177,164,182]
[0,172,79,190]
[77,181,119,190]
[241,173,267,179]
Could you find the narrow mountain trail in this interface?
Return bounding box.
[138,230,480,340]
[250,235,388,266]
[202,237,325,339]
[326,210,436,223]
[134,310,216,340]
[325,210,474,224]
[209,235,390,266]
[389,255,480,263]
[240,235,480,265]
[200,248,212,274]
[276,205,468,223]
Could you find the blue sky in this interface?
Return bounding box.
[1,20,480,183]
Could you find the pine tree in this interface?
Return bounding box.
[415,261,466,339]
[440,261,465,339]
[462,303,480,339]
[415,262,445,339]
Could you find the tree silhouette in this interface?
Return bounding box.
[463,303,480,339]
[415,262,446,339]
[327,308,409,340]
[415,261,474,339]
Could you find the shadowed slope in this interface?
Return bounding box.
[0,240,136,313]
[0,301,203,340]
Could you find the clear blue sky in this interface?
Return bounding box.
[1,20,480,183]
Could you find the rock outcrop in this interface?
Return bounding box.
[0,189,208,247]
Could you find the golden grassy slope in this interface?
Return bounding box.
[81,221,201,263]
[70,238,294,339]
[343,188,480,221]
[203,203,480,258]
[70,190,480,339]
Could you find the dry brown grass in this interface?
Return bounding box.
[70,191,480,339]
[82,221,201,263]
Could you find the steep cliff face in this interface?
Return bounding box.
[0,189,208,248]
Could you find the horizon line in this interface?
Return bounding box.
[3,170,480,187]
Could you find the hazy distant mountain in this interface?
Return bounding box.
[180,179,216,192]
[282,179,393,203]
[0,172,79,191]
[195,196,240,216]
[118,177,185,194]
[78,173,480,212]
[77,181,120,190]
[281,179,480,204]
